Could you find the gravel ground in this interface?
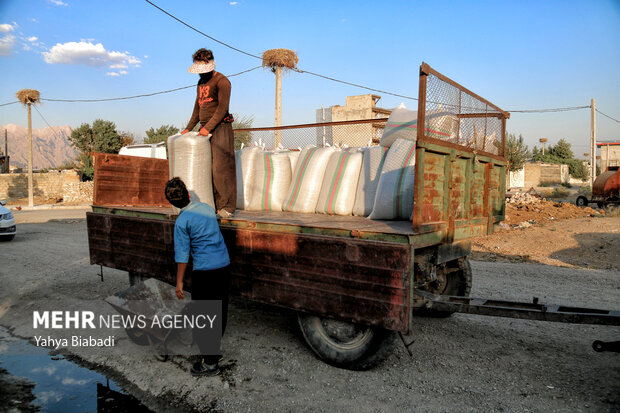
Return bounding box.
[0,209,618,412]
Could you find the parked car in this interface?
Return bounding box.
[0,200,16,241]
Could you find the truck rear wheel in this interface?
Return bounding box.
[297,314,394,370]
[415,257,472,318]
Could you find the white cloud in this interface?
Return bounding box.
[230,1,238,5]
[0,23,15,33]
[28,36,38,42]
[0,34,15,56]
[43,41,141,75]
[22,43,31,51]
[62,377,89,386]
[119,70,128,75]
[49,0,68,6]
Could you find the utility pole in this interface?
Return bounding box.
[27,102,34,207]
[590,98,596,188]
[274,65,282,148]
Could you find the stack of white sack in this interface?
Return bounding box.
[282,145,337,213]
[369,138,417,220]
[352,146,389,217]
[247,151,292,211]
[167,132,215,208]
[316,149,363,216]
[235,146,261,210]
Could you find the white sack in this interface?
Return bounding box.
[282,145,337,213]
[352,146,389,217]
[380,106,458,147]
[316,149,363,216]
[247,151,292,211]
[235,146,261,210]
[369,138,417,220]
[167,132,215,208]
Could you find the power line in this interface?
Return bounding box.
[32,104,67,143]
[508,105,590,113]
[0,101,19,107]
[596,108,620,124]
[39,66,260,103]
[144,1,603,114]
[144,0,262,60]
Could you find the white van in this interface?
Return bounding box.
[119,142,167,159]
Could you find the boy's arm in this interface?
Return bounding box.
[174,220,191,300]
[176,262,187,299]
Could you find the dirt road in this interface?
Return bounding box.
[1,209,619,412]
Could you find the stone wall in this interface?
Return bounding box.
[523,162,569,187]
[0,170,90,202]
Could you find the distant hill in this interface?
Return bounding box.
[0,124,77,169]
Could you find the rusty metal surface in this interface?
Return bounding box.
[87,211,413,332]
[93,153,170,207]
[416,290,620,326]
[592,169,620,198]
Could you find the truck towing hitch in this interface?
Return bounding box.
[415,289,620,353]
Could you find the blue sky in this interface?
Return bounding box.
[0,0,619,157]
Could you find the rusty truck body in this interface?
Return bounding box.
[86,63,619,368]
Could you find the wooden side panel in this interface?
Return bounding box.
[87,212,413,332]
[93,153,170,207]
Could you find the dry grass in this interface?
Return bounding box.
[16,89,40,104]
[262,49,298,70]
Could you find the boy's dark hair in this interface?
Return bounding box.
[193,48,214,62]
[165,177,190,208]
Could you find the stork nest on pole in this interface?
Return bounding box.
[262,49,299,72]
[16,89,40,105]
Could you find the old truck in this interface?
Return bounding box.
[86,63,620,369]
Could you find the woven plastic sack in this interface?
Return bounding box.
[316,149,363,215]
[380,107,458,147]
[380,105,418,147]
[167,132,215,208]
[369,139,417,220]
[282,146,337,213]
[285,150,300,172]
[352,146,389,217]
[235,146,261,210]
[247,151,292,211]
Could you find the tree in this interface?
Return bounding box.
[551,138,574,160]
[144,125,179,144]
[232,114,254,150]
[505,133,530,171]
[69,119,123,180]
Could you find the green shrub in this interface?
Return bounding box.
[549,187,570,198]
[578,185,592,196]
[539,181,553,187]
[560,182,572,188]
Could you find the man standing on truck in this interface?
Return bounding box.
[165,177,231,376]
[180,48,236,218]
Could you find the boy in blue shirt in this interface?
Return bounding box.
[165,177,230,376]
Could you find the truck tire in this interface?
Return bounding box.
[415,257,472,318]
[297,314,395,370]
[575,196,589,207]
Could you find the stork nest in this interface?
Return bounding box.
[16,89,40,104]
[262,49,298,71]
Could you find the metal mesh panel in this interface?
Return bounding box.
[425,72,505,156]
[234,119,388,150]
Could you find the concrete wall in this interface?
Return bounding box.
[508,168,525,188]
[600,144,620,171]
[0,170,80,201]
[523,162,569,187]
